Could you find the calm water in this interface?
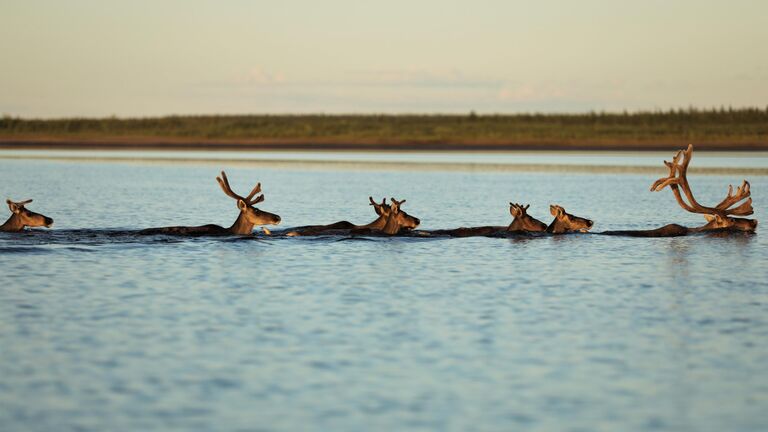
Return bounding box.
[3,149,768,168]
[1,157,767,432]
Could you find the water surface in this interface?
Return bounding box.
[2,149,768,168]
[1,157,767,432]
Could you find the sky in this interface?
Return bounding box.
[1,0,767,118]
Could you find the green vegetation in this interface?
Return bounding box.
[2,108,767,147]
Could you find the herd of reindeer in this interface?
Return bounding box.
[1,145,759,237]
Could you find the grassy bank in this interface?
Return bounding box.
[2,108,767,151]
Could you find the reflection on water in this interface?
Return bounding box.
[2,149,768,168]
[1,159,767,431]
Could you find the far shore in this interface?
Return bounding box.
[1,136,767,152]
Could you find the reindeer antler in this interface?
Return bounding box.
[390,197,406,212]
[7,199,33,206]
[509,203,531,216]
[216,171,264,206]
[369,197,387,207]
[650,144,753,218]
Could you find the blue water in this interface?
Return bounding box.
[1,158,767,432]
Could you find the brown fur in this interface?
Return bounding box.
[139,171,280,236]
[1,199,53,232]
[286,197,419,236]
[546,205,594,234]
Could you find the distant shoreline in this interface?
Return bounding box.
[2,110,767,152]
[1,136,767,152]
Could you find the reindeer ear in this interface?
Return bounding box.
[7,200,20,214]
[237,199,247,210]
[704,214,715,222]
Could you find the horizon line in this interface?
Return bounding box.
[4,106,768,121]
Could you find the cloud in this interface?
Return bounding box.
[497,83,568,102]
[236,66,286,85]
[348,68,500,89]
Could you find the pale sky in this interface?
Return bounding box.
[1,0,767,117]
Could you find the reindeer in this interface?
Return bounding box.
[651,144,756,232]
[604,144,757,237]
[546,205,594,234]
[139,171,281,236]
[508,203,548,232]
[376,197,420,235]
[285,197,389,236]
[430,202,548,237]
[285,197,420,236]
[1,199,54,232]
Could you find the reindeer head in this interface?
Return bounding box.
[508,203,547,232]
[702,214,758,232]
[547,205,593,234]
[4,199,53,231]
[380,197,420,234]
[216,172,281,230]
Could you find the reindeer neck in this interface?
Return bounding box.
[546,218,562,234]
[0,214,25,232]
[508,217,524,231]
[228,212,254,235]
[359,215,388,230]
[381,216,401,235]
[691,220,721,232]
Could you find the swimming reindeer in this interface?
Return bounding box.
[1,199,54,232]
[285,197,390,236]
[3,145,756,239]
[509,203,549,232]
[430,202,549,237]
[285,197,420,236]
[604,144,757,237]
[546,205,594,234]
[377,197,420,235]
[139,171,281,236]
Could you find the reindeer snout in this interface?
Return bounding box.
[413,217,421,226]
[273,215,281,225]
[586,220,593,228]
[44,217,54,227]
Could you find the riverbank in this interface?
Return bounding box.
[2,109,767,151]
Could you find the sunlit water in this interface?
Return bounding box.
[1,157,767,432]
[2,149,768,168]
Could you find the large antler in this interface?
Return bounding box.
[650,144,753,218]
[216,171,264,205]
